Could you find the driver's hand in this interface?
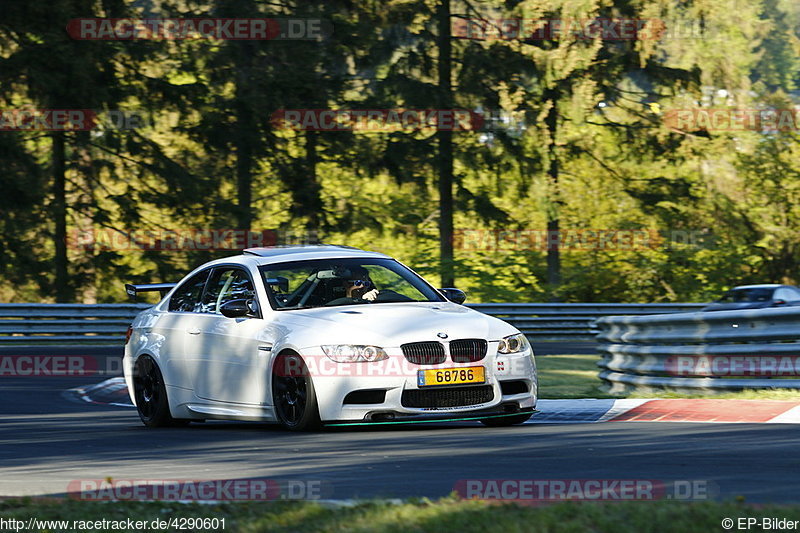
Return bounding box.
[362,289,379,301]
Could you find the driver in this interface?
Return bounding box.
[324,265,411,306]
[343,266,380,301]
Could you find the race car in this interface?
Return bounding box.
[123,245,537,430]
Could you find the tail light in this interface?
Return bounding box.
[125,326,133,345]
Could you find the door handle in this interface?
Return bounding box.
[187,328,202,335]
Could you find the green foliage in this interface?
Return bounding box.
[0,0,799,303]
[3,497,800,533]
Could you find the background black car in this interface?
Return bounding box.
[702,284,800,311]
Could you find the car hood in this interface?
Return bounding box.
[273,301,519,348]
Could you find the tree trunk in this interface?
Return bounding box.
[235,42,254,231]
[303,131,322,232]
[437,0,455,287]
[234,104,254,230]
[52,132,70,302]
[543,89,561,298]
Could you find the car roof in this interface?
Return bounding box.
[731,284,787,290]
[241,244,391,264]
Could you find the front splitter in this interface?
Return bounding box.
[326,407,537,427]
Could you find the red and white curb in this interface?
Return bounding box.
[532,398,800,424]
[68,378,800,424]
[66,377,132,408]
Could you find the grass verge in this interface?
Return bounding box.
[2,496,800,533]
[537,354,800,400]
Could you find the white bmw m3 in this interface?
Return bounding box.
[123,245,537,430]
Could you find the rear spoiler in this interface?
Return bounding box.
[125,283,177,299]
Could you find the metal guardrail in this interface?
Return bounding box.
[0,302,706,344]
[596,307,800,391]
[468,303,706,341]
[0,304,151,343]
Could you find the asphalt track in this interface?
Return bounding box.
[2,345,800,503]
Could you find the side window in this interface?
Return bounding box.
[168,270,210,313]
[200,268,256,314]
[775,288,794,301]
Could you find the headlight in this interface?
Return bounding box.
[497,333,530,354]
[321,345,388,363]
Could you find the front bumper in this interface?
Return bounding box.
[308,349,537,422]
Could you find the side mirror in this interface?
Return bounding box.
[220,299,257,318]
[774,299,787,306]
[439,288,467,305]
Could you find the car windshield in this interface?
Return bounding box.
[259,258,445,310]
[718,288,774,303]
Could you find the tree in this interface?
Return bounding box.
[0,0,132,301]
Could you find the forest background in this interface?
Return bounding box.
[1,0,798,304]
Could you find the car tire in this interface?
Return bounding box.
[271,353,321,431]
[480,412,532,427]
[133,356,183,428]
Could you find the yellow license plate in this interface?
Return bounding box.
[417,366,485,387]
